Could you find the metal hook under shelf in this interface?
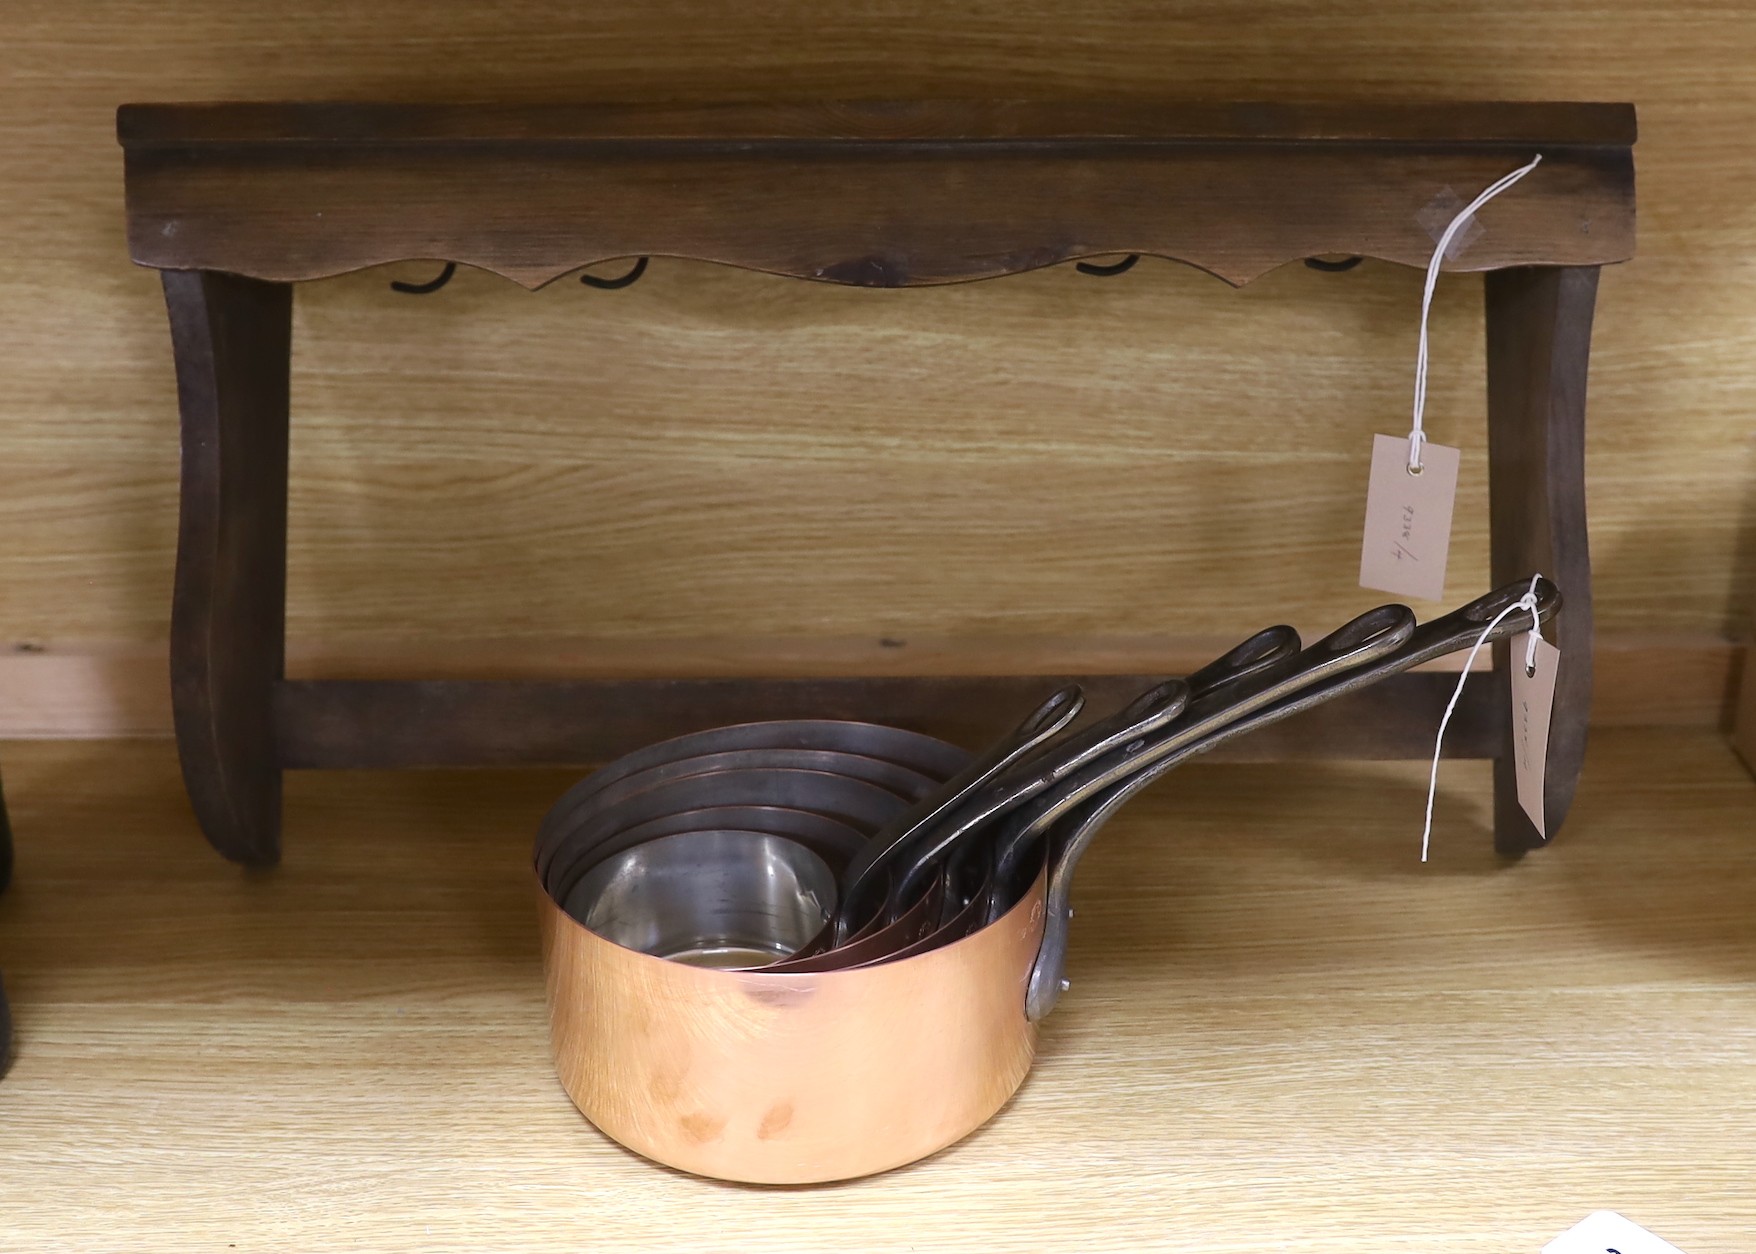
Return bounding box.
[390,256,651,295]
[1075,254,1140,277]
[580,257,649,289]
[390,262,457,294]
[1303,255,1364,273]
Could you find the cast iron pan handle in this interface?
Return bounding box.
[1024,577,1562,1020]
[1182,623,1304,697]
[881,678,1199,921]
[881,624,1310,915]
[990,605,1415,897]
[831,684,1085,942]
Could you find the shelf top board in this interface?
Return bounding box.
[119,99,1636,288]
[119,99,1638,147]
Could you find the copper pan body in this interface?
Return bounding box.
[538,864,1047,1185]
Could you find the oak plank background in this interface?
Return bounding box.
[0,1,1752,725]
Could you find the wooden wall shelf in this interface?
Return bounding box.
[117,99,1637,866]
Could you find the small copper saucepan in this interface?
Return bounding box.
[536,578,1560,1184]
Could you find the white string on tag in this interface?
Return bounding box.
[1408,154,1543,473]
[1420,574,1543,862]
[1523,610,1543,677]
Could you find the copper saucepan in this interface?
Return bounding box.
[536,579,1559,1183]
[535,724,1014,1183]
[529,647,1319,1179]
[538,852,1046,1184]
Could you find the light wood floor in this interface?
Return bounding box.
[1,732,1752,1252]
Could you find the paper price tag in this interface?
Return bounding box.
[1511,631,1561,838]
[1542,1210,1687,1254]
[1359,433,1459,602]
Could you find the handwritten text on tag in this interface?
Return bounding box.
[1359,433,1459,602]
[1512,632,1561,838]
[1542,1210,1687,1254]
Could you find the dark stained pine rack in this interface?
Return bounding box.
[117,100,1637,866]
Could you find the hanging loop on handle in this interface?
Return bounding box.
[1418,573,1547,861]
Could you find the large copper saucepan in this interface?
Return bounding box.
[536,579,1559,1183]
[538,856,1046,1183]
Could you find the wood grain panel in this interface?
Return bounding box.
[280,260,1501,641]
[0,2,1752,681]
[0,732,1752,1247]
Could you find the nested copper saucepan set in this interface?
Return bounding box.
[535,577,1560,1183]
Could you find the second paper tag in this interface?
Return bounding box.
[1359,433,1460,602]
[1512,632,1561,838]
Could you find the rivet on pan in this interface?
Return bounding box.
[1059,978,1072,992]
[1066,907,1074,920]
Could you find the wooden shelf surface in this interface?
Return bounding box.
[0,730,1750,1250]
